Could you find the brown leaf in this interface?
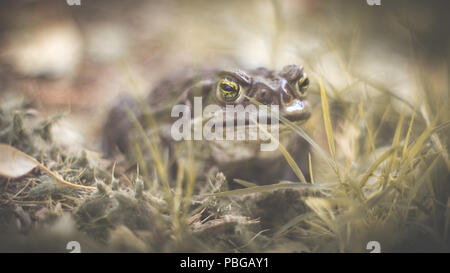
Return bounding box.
[0,143,38,178]
[0,143,96,191]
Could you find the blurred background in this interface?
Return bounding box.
[0,0,449,253]
[0,0,448,153]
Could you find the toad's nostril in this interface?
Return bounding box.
[258,89,271,103]
[259,89,266,98]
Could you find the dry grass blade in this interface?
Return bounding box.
[124,106,171,193]
[401,110,416,160]
[235,228,270,250]
[249,116,307,184]
[133,142,151,188]
[360,99,376,153]
[279,115,335,170]
[202,182,325,198]
[172,159,185,240]
[407,154,441,205]
[366,183,396,208]
[407,113,440,166]
[244,95,335,170]
[432,121,450,135]
[318,74,336,162]
[272,212,314,239]
[233,179,258,188]
[304,197,336,232]
[359,146,399,189]
[373,104,391,148]
[386,108,405,176]
[182,140,197,219]
[352,72,416,111]
[420,102,450,171]
[308,153,315,184]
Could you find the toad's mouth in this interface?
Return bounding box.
[202,99,310,128]
[281,98,311,122]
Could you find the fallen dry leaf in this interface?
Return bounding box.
[0,143,38,178]
[0,143,96,191]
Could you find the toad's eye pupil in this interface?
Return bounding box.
[218,78,241,102]
[220,83,236,92]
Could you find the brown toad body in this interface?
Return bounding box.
[103,65,312,184]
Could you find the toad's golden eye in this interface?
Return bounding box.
[298,73,309,93]
[217,78,240,102]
